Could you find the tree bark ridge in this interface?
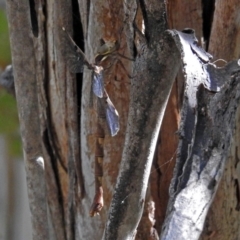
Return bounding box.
[103,29,181,239]
[6,1,49,239]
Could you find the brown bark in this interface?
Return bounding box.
[152,82,180,226]
[167,0,203,41]
[208,0,240,61]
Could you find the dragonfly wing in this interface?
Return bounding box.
[63,29,87,73]
[68,56,85,73]
[93,71,104,98]
[105,97,120,136]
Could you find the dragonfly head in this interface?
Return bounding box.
[97,39,119,55]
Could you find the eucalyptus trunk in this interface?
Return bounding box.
[5,0,240,239]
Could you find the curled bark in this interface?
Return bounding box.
[160,30,240,240]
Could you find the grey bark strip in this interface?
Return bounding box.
[102,28,181,239]
[102,1,180,238]
[5,1,48,239]
[161,30,240,240]
[5,0,79,239]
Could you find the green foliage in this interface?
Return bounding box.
[0,91,17,133]
[0,90,21,157]
[0,9,11,66]
[0,10,21,157]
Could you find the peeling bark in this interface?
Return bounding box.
[160,30,240,240]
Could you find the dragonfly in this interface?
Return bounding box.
[62,27,120,136]
[63,27,133,216]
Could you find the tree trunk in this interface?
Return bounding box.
[5,0,240,239]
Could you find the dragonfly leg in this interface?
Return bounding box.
[117,52,135,62]
[116,58,135,79]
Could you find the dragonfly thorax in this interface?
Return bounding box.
[94,65,104,74]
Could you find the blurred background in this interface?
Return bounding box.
[0,1,32,239]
